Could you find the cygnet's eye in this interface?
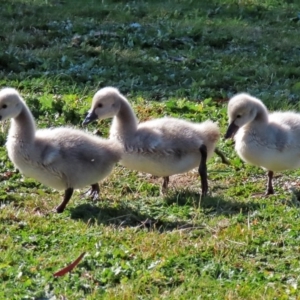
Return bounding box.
[98,103,103,108]
[2,104,7,109]
[236,114,241,118]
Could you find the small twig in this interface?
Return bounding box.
[177,226,206,231]
[225,239,246,245]
[247,212,251,230]
[107,214,132,221]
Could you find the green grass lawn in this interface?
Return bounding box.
[1,0,300,298]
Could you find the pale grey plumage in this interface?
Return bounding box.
[225,92,300,194]
[1,88,121,212]
[84,87,220,195]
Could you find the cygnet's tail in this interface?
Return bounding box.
[197,120,220,159]
[199,120,220,145]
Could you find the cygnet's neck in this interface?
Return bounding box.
[111,95,138,138]
[253,102,268,123]
[9,103,36,143]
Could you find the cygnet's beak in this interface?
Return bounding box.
[82,110,98,125]
[225,122,239,139]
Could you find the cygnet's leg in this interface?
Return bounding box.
[214,148,230,165]
[266,171,274,195]
[56,188,74,213]
[160,176,170,195]
[198,144,208,196]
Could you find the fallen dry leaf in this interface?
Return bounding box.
[53,252,86,277]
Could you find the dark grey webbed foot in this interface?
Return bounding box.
[82,183,100,201]
[265,188,274,196]
[162,176,169,190]
[56,187,74,213]
[199,144,208,196]
[160,176,170,195]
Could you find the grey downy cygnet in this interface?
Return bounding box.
[1,88,121,212]
[225,92,300,195]
[83,87,221,196]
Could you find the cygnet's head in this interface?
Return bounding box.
[225,93,266,139]
[0,88,24,121]
[83,87,122,125]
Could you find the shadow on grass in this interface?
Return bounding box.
[164,190,262,216]
[70,202,192,231]
[70,189,262,230]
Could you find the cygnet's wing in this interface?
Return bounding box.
[269,112,300,150]
[130,117,204,155]
[34,129,64,165]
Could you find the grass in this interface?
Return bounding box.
[1,0,300,298]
